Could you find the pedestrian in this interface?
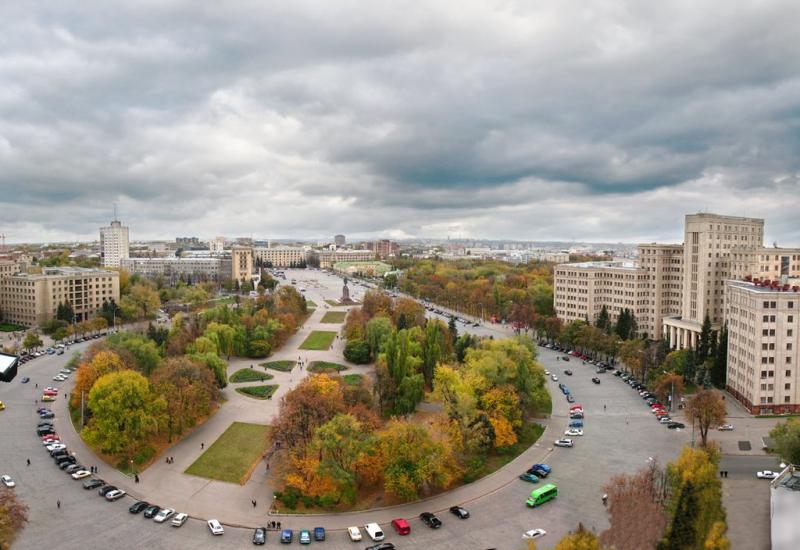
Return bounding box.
[135,474,139,484]
[35,383,38,388]
[266,462,270,470]
[720,470,724,478]
[252,499,257,508]
[602,494,608,506]
[57,500,61,509]
[26,458,30,466]
[166,457,170,464]
[626,418,629,425]
[278,521,281,530]
[201,442,204,450]
[603,404,606,411]
[171,456,174,464]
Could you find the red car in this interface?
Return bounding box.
[391,518,411,535]
[43,391,58,397]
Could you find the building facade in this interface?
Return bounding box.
[120,257,222,281]
[0,267,120,327]
[367,240,400,258]
[230,247,254,282]
[334,234,346,247]
[253,246,307,267]
[100,219,130,267]
[308,249,374,269]
[209,236,225,253]
[725,279,800,414]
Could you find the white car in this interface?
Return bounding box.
[208,519,224,535]
[154,508,175,523]
[171,513,188,527]
[45,387,59,393]
[52,375,65,381]
[544,370,550,375]
[523,528,547,540]
[551,375,558,382]
[565,428,583,437]
[757,470,779,480]
[46,444,66,452]
[554,438,574,447]
[718,424,735,431]
[71,470,91,480]
[105,489,126,501]
[347,526,362,541]
[363,522,384,541]
[659,417,673,424]
[1,475,15,488]
[43,439,61,446]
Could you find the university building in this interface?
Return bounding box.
[0,267,120,327]
[554,212,800,414]
[253,246,307,267]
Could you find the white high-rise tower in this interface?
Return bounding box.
[100,212,130,268]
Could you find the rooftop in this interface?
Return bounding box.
[727,278,800,294]
[557,260,639,270]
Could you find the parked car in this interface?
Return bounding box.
[519,472,539,483]
[129,501,149,514]
[1,475,15,488]
[365,544,396,550]
[757,470,779,480]
[313,527,325,541]
[554,438,574,447]
[420,512,442,529]
[522,528,547,540]
[171,513,188,527]
[280,529,293,543]
[106,489,126,501]
[568,420,583,428]
[347,526,362,541]
[207,519,224,535]
[298,530,311,544]
[449,505,470,519]
[718,424,735,431]
[564,369,572,375]
[71,470,92,480]
[391,518,411,535]
[551,374,558,381]
[592,377,601,384]
[252,527,266,545]
[529,464,551,477]
[83,478,105,490]
[667,422,685,429]
[99,485,118,496]
[154,508,175,523]
[364,522,385,541]
[20,377,30,384]
[565,428,583,437]
[566,395,576,403]
[659,417,673,424]
[143,505,161,518]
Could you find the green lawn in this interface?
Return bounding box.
[324,299,342,307]
[260,360,295,372]
[236,385,279,400]
[299,331,337,350]
[306,300,318,308]
[0,323,25,332]
[230,368,274,383]
[320,311,347,323]
[342,374,364,386]
[185,422,269,484]
[308,361,349,374]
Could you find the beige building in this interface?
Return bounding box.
[0,259,20,280]
[229,246,253,282]
[209,236,225,253]
[308,249,374,269]
[100,219,130,268]
[0,267,120,327]
[253,246,307,268]
[120,257,222,281]
[725,279,800,414]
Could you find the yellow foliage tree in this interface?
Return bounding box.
[71,350,127,409]
[489,416,517,448]
[554,523,602,550]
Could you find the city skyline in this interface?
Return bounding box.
[2,1,800,243]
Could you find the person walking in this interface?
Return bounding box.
[602,494,608,506]
[201,442,204,450]
[57,500,61,509]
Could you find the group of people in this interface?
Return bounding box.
[267,520,282,530]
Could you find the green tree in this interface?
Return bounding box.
[56,301,75,323]
[596,305,610,332]
[769,418,800,464]
[365,316,393,360]
[106,332,162,376]
[188,352,228,388]
[696,314,713,364]
[343,339,371,364]
[151,357,219,442]
[421,319,445,389]
[119,282,161,320]
[711,325,728,388]
[311,413,376,503]
[659,481,699,550]
[83,370,166,457]
[22,332,42,352]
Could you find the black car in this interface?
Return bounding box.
[129,501,150,514]
[64,464,84,474]
[83,479,105,490]
[99,485,117,496]
[420,512,442,529]
[37,421,54,428]
[564,370,572,376]
[667,422,686,429]
[566,395,576,403]
[366,544,395,550]
[52,450,69,459]
[57,458,76,468]
[252,527,266,545]
[143,505,161,518]
[40,411,55,419]
[592,377,601,384]
[449,505,470,519]
[21,377,30,383]
[37,427,55,436]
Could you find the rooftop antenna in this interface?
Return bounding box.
[113,202,118,222]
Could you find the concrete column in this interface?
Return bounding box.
[671,325,677,349]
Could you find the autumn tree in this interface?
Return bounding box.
[601,461,668,550]
[555,523,602,550]
[119,282,161,320]
[653,374,684,410]
[22,332,42,352]
[684,390,726,447]
[0,487,28,550]
[150,356,219,441]
[619,339,645,377]
[769,418,800,464]
[421,319,446,389]
[83,370,167,457]
[105,332,162,375]
[70,350,128,410]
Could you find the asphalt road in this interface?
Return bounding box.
[2,335,700,550]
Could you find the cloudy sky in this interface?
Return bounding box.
[2,0,799,244]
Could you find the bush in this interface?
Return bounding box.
[235,385,278,399]
[343,339,370,364]
[230,369,274,383]
[308,361,348,373]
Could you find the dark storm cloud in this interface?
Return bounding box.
[1,0,799,243]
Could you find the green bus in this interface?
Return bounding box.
[526,483,558,507]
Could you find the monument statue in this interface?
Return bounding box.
[340,277,354,304]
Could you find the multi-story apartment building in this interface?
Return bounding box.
[229,246,253,282]
[0,259,20,280]
[209,236,225,253]
[0,267,120,327]
[334,234,346,247]
[120,257,222,282]
[99,219,130,267]
[725,279,800,414]
[366,240,400,258]
[307,249,374,269]
[253,246,307,267]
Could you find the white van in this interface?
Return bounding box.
[364,523,384,541]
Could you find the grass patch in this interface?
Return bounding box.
[236,385,279,400]
[308,361,349,373]
[320,311,347,323]
[299,331,337,350]
[185,422,270,484]
[0,323,26,332]
[230,368,274,383]
[342,374,364,386]
[538,390,552,416]
[260,360,295,372]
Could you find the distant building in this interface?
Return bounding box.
[367,240,400,258]
[229,246,254,282]
[175,237,201,248]
[334,234,346,247]
[308,249,373,269]
[253,246,307,268]
[209,236,225,253]
[333,261,392,277]
[0,267,120,327]
[120,257,222,282]
[99,219,129,268]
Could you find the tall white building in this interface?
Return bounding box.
[209,236,225,253]
[99,219,130,268]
